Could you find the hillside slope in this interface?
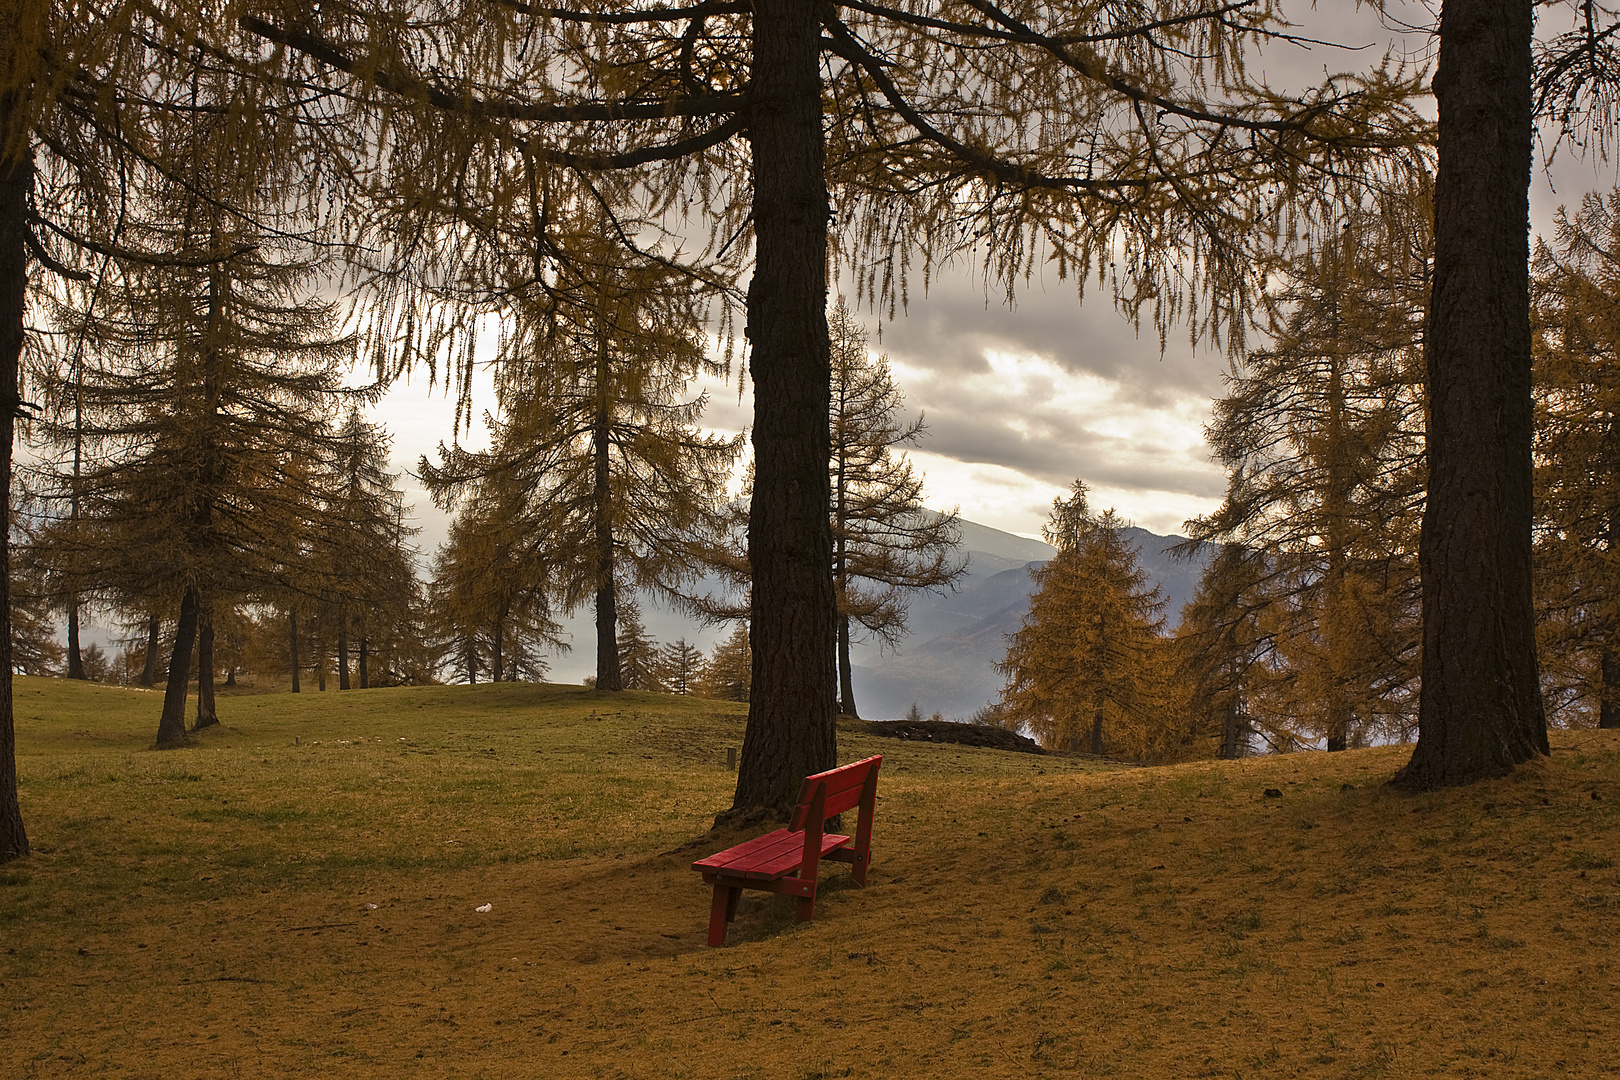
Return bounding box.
[5,677,1617,1079]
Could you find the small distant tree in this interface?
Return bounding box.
[78,642,110,683]
[428,492,562,685]
[827,298,965,717]
[615,600,664,691]
[307,408,419,692]
[662,638,703,695]
[1173,546,1283,759]
[698,625,752,703]
[996,483,1174,759]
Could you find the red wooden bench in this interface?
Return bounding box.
[692,754,882,947]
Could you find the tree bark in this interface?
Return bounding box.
[466,638,477,684]
[0,140,30,861]
[288,606,300,693]
[1221,697,1244,759]
[140,614,160,687]
[337,609,350,690]
[492,618,504,682]
[731,0,838,816]
[1395,0,1548,789]
[157,585,199,746]
[194,601,217,729]
[358,636,369,690]
[592,330,622,692]
[66,604,85,679]
[837,613,859,718]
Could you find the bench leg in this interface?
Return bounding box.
[794,886,817,924]
[707,884,738,947]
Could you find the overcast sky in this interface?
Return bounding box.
[371,1,1619,560]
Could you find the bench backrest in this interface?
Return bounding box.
[789,755,883,831]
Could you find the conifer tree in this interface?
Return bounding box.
[428,485,562,686]
[8,536,62,677]
[305,408,418,691]
[828,297,965,718]
[1185,194,1428,751]
[996,483,1174,760]
[1531,187,1620,728]
[422,230,740,692]
[32,206,360,741]
[698,625,752,704]
[1173,545,1284,759]
[662,638,703,696]
[614,599,665,692]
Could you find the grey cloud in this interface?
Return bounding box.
[857,267,1228,405]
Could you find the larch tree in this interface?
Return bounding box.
[1530,187,1620,728]
[1185,192,1428,751]
[996,483,1174,759]
[2,1,368,850]
[698,623,753,704]
[428,482,563,686]
[1387,0,1620,786]
[235,0,1426,815]
[662,637,704,695]
[33,168,362,744]
[1173,544,1281,759]
[305,407,418,691]
[827,296,965,718]
[0,0,154,862]
[614,599,666,692]
[421,231,740,692]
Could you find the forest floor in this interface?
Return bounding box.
[3,676,1618,1079]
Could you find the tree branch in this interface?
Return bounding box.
[239,15,745,124]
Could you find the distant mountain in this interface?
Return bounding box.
[846,520,1211,721]
[543,516,1212,714]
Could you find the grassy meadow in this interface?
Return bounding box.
[2,675,1619,1079]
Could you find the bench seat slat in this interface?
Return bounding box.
[692,829,850,879]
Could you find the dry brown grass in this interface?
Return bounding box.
[4,676,1619,1078]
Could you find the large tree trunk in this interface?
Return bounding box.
[731,1,838,816]
[288,606,300,693]
[358,636,369,690]
[140,614,160,687]
[1395,0,1548,789]
[0,141,30,862]
[66,604,85,679]
[194,601,217,729]
[156,586,200,746]
[337,609,350,690]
